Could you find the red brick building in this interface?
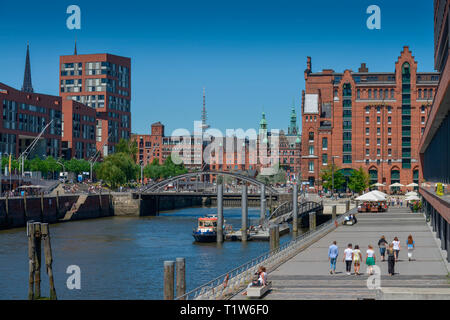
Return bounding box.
[61,100,97,159]
[59,52,131,157]
[0,82,62,159]
[301,47,439,191]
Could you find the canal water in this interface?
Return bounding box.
[0,207,296,300]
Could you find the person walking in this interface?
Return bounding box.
[387,243,396,276]
[365,245,376,275]
[343,243,353,275]
[378,236,388,261]
[353,245,362,275]
[328,241,339,274]
[406,235,415,261]
[392,237,401,262]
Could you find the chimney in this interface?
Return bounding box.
[307,56,312,72]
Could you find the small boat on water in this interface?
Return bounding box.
[193,215,223,242]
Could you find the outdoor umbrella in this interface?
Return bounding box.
[405,195,420,201]
[371,183,385,187]
[389,183,404,188]
[406,183,419,188]
[405,191,418,196]
[356,191,385,202]
[371,190,388,198]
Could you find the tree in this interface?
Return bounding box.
[320,164,345,192]
[348,167,370,194]
[144,159,162,180]
[116,138,138,163]
[96,152,139,189]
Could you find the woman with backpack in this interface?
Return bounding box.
[387,243,396,276]
[353,245,362,275]
[378,235,388,261]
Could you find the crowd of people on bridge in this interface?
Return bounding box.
[328,234,415,276]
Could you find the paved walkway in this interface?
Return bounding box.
[235,208,450,300]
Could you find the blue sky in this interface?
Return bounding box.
[0,0,435,136]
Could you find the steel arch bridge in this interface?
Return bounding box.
[142,171,278,194]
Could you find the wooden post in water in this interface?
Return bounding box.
[176,258,186,299]
[293,184,298,232]
[241,184,248,242]
[269,225,280,251]
[217,184,224,243]
[33,222,42,299]
[332,205,337,221]
[259,184,266,225]
[56,191,60,215]
[27,222,36,300]
[40,192,44,222]
[309,212,316,231]
[164,261,175,300]
[346,200,350,213]
[23,193,27,220]
[41,223,57,300]
[274,225,280,249]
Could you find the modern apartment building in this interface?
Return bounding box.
[419,0,450,261]
[301,48,439,190]
[59,52,131,157]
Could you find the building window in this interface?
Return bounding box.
[421,116,425,124]
[366,128,370,135]
[368,89,372,99]
[388,116,392,124]
[388,149,392,156]
[366,117,370,124]
[377,127,381,135]
[377,149,381,156]
[390,89,394,99]
[421,127,425,135]
[388,138,392,145]
[366,106,370,113]
[322,137,328,150]
[357,89,360,99]
[377,138,380,145]
[366,138,369,146]
[343,155,352,164]
[308,161,314,172]
[388,106,392,113]
[366,149,370,156]
[388,127,392,135]
[322,154,328,165]
[421,105,425,113]
[423,89,427,99]
[377,106,381,113]
[309,146,314,155]
[309,132,314,142]
[377,116,380,124]
[418,89,422,99]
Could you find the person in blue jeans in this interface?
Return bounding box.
[328,241,339,274]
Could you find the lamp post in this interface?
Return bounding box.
[331,156,340,199]
[56,161,65,182]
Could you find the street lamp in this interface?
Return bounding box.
[56,161,65,182]
[331,156,340,199]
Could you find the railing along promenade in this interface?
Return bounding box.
[176,210,350,300]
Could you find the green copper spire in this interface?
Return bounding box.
[259,112,268,144]
[288,101,298,136]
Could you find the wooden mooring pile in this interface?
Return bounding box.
[27,221,57,300]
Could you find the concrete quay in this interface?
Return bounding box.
[234,208,450,300]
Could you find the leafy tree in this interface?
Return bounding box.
[320,163,345,192]
[96,152,139,188]
[116,139,138,163]
[348,167,370,194]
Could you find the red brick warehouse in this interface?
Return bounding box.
[301,47,439,192]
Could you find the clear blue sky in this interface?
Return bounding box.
[0,0,435,136]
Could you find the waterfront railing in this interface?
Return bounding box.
[176,210,352,300]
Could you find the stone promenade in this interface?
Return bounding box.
[236,207,450,300]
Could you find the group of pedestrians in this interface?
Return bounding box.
[328,234,415,276]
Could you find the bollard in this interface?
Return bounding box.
[176,258,186,299]
[241,184,248,242]
[163,261,175,300]
[293,185,298,232]
[346,200,350,213]
[269,225,277,251]
[217,184,224,243]
[260,185,266,225]
[332,205,337,221]
[309,212,316,231]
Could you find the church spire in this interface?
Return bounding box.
[288,100,298,136]
[22,43,34,93]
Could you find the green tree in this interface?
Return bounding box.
[320,163,345,192]
[144,159,162,180]
[116,138,138,163]
[96,152,139,188]
[348,167,370,194]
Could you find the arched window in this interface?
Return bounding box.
[343,83,352,97]
[418,89,422,99]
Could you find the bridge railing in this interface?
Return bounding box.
[176,210,351,300]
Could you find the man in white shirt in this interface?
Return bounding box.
[343,243,353,275]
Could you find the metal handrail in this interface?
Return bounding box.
[176,211,351,300]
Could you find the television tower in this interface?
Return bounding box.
[201,87,210,130]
